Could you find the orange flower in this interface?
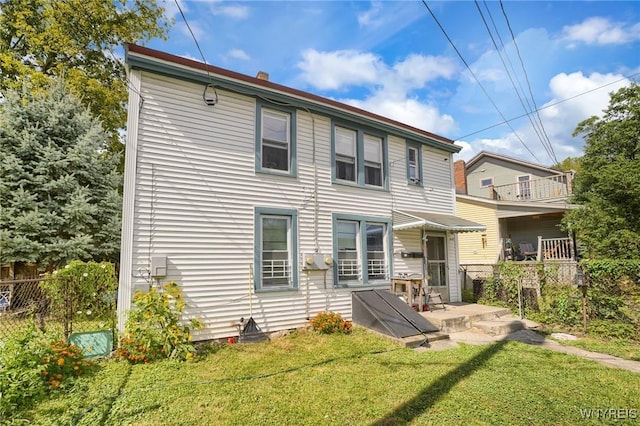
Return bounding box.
[57,358,65,366]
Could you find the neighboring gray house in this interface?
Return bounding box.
[117,44,483,341]
[454,151,577,264]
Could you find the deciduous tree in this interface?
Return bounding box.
[0,0,170,156]
[565,82,640,259]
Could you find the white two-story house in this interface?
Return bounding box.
[117,45,484,340]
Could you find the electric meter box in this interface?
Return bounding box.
[302,254,333,270]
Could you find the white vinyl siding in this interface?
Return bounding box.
[119,68,462,340]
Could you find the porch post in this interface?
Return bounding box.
[537,235,543,261]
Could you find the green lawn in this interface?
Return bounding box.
[15,328,640,425]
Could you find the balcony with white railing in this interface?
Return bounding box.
[491,173,573,202]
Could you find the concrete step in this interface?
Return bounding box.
[473,315,527,336]
[399,331,449,348]
[421,303,514,333]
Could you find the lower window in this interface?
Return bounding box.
[334,215,390,286]
[255,208,298,290]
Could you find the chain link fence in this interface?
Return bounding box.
[0,275,117,342]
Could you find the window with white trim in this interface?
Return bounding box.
[337,221,360,281]
[255,208,298,291]
[332,123,387,189]
[364,135,383,186]
[406,142,422,185]
[480,177,493,187]
[517,175,531,199]
[255,103,296,176]
[334,215,390,286]
[335,127,357,182]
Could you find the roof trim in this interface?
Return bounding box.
[392,210,487,232]
[125,44,461,154]
[465,151,563,174]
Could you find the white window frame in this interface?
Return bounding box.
[332,122,388,189]
[425,234,447,288]
[517,174,531,199]
[261,109,290,172]
[333,214,391,287]
[335,127,357,182]
[480,177,494,187]
[364,135,383,187]
[254,208,298,291]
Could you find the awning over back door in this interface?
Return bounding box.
[392,210,487,232]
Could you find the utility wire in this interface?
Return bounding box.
[453,72,639,141]
[474,1,554,162]
[421,0,540,162]
[174,0,218,104]
[499,0,559,165]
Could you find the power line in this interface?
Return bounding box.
[452,72,639,141]
[174,0,218,105]
[421,0,541,162]
[499,0,559,165]
[474,0,554,162]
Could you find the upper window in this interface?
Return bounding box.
[406,143,422,185]
[332,123,387,189]
[364,135,383,186]
[256,103,296,176]
[254,207,298,291]
[335,127,357,182]
[480,177,494,187]
[333,214,391,286]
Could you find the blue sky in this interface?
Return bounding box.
[148,1,640,166]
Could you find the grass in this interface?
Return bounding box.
[12,327,640,425]
[548,335,640,361]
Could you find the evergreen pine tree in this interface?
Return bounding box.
[0,80,122,270]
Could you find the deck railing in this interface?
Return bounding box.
[491,172,572,201]
[538,236,574,261]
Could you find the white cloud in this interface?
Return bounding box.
[456,72,633,165]
[392,54,457,88]
[295,49,458,135]
[347,94,456,135]
[211,2,249,19]
[297,49,383,90]
[562,17,640,46]
[226,49,250,61]
[358,2,384,28]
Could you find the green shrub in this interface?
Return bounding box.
[309,312,352,334]
[0,325,94,419]
[461,289,477,303]
[42,340,95,390]
[587,319,636,340]
[0,325,50,417]
[115,281,203,363]
[42,260,118,332]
